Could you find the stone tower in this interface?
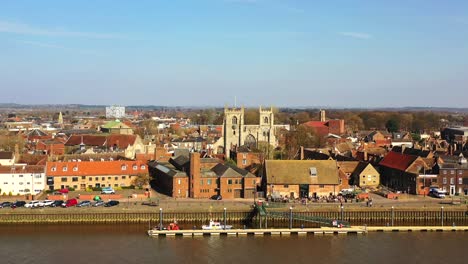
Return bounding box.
[319,109,326,122]
[259,106,275,146]
[223,106,244,158]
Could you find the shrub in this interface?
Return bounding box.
[92,187,102,191]
[8,192,12,196]
[122,186,136,190]
[114,186,123,191]
[85,187,93,192]
[67,187,75,192]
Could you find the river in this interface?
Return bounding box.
[0,224,465,264]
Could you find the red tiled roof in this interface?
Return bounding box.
[65,135,106,146]
[105,135,137,149]
[46,160,147,176]
[0,165,45,174]
[379,151,418,171]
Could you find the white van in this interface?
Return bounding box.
[429,188,446,198]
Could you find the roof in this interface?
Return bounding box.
[211,163,243,178]
[337,161,360,173]
[101,120,131,129]
[402,148,431,158]
[264,160,339,185]
[65,135,106,146]
[105,134,137,148]
[0,151,14,159]
[46,160,147,176]
[169,155,190,170]
[379,151,418,171]
[0,165,45,174]
[149,161,187,178]
[350,162,372,178]
[27,129,48,137]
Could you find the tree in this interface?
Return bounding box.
[224,158,237,167]
[385,119,400,132]
[284,125,321,159]
[132,173,150,189]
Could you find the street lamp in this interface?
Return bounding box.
[223,208,227,230]
[159,208,163,230]
[289,207,293,229]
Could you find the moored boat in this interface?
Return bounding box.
[202,220,232,230]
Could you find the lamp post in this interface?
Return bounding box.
[223,208,227,230]
[441,206,444,226]
[289,207,293,229]
[340,205,344,221]
[391,206,394,226]
[159,208,163,230]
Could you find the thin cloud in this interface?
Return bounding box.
[339,32,373,40]
[17,40,101,56]
[0,20,123,39]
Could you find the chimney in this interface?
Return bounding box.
[189,152,201,198]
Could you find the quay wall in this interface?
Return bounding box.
[0,208,467,226]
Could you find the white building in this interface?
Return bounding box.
[106,106,126,119]
[0,165,46,196]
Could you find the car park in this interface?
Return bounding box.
[11,201,26,208]
[104,200,119,207]
[76,200,91,207]
[0,202,13,208]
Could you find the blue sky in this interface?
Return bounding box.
[0,0,467,107]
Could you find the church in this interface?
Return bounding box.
[220,106,284,158]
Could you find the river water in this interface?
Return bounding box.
[0,224,466,264]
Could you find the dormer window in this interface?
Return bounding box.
[63,166,68,172]
[133,165,138,170]
[121,165,127,171]
[141,165,146,170]
[51,167,57,172]
[73,166,78,172]
[309,167,317,177]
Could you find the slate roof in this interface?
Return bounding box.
[211,163,243,178]
[27,129,48,137]
[264,160,339,185]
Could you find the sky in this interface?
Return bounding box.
[0,0,467,108]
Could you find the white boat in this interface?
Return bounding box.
[202,220,232,230]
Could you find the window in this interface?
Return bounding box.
[133,165,138,170]
[115,177,118,180]
[35,175,42,179]
[108,177,111,180]
[242,159,247,165]
[122,176,126,179]
[89,177,92,181]
[243,154,247,159]
[443,178,447,184]
[309,167,317,176]
[61,177,68,182]
[228,179,233,184]
[200,180,204,185]
[459,170,463,175]
[19,175,23,178]
[178,189,181,194]
[451,170,455,175]
[73,166,78,172]
[178,179,181,185]
[51,167,56,172]
[63,167,68,172]
[3,182,7,184]
[235,179,239,184]
[101,177,105,181]
[253,180,256,185]
[207,179,212,185]
[443,170,447,175]
[362,175,366,178]
[121,165,127,171]
[233,130,236,135]
[114,184,118,187]
[284,184,289,188]
[264,117,269,124]
[232,116,238,124]
[95,177,99,181]
[72,177,78,182]
[141,165,146,170]
[19,182,23,185]
[81,176,86,180]
[319,184,325,188]
[73,185,77,189]
[459,178,463,184]
[450,178,455,184]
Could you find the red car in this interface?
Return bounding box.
[62,198,77,207]
[58,189,69,194]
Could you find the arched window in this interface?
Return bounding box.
[264,117,269,124]
[232,116,238,124]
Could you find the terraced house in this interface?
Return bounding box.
[45,160,147,191]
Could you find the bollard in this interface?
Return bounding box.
[223,208,227,230]
[391,206,394,227]
[159,208,163,230]
[441,207,444,226]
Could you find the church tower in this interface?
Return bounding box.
[259,106,275,146]
[223,106,244,158]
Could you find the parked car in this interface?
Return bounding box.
[210,195,222,201]
[50,200,64,207]
[93,200,105,207]
[25,201,40,208]
[76,200,91,207]
[11,201,26,208]
[429,188,446,198]
[104,200,119,207]
[101,187,115,194]
[37,200,54,207]
[62,198,78,207]
[0,202,12,208]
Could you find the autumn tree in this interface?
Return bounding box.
[284,125,321,159]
